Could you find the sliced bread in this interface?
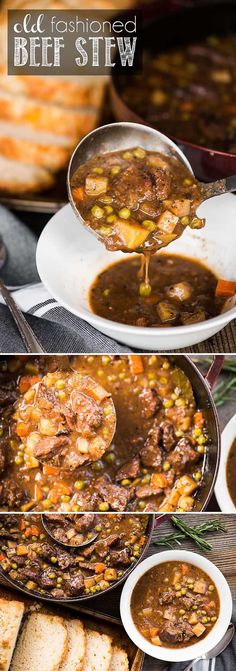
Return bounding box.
[0,120,73,169]
[0,155,54,193]
[10,612,68,671]
[82,629,112,671]
[0,598,24,671]
[109,645,129,671]
[59,619,85,671]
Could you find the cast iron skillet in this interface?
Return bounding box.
[111,0,236,181]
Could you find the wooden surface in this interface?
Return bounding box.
[174,322,236,353]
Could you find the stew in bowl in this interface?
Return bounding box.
[120,550,232,662]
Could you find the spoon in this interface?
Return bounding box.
[182,622,235,671]
[67,121,236,228]
[41,513,98,549]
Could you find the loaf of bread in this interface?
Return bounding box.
[10,612,68,671]
[0,598,25,671]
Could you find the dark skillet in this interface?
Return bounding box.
[111,0,236,181]
[0,514,156,604]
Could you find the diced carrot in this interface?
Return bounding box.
[0,554,5,561]
[48,482,72,503]
[128,355,144,375]
[25,526,40,538]
[34,484,43,502]
[151,473,168,489]
[72,185,85,201]
[43,464,59,476]
[95,563,106,574]
[215,279,236,298]
[181,563,189,575]
[16,422,30,437]
[18,375,41,394]
[149,627,158,637]
[194,411,204,428]
[157,385,170,398]
[19,519,26,531]
[205,600,216,612]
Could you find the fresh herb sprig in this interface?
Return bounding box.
[153,516,226,552]
[193,356,236,407]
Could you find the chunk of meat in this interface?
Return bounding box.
[160,420,176,451]
[139,387,160,419]
[74,513,95,531]
[182,591,207,610]
[150,166,171,200]
[95,478,131,511]
[159,621,194,644]
[115,457,140,482]
[112,164,154,210]
[51,588,67,599]
[168,438,198,473]
[109,548,131,565]
[71,489,99,511]
[65,574,84,596]
[40,568,58,589]
[140,420,162,469]
[135,484,162,499]
[19,562,41,582]
[159,590,175,605]
[71,391,103,436]
[33,435,70,461]
[0,447,5,474]
[0,480,27,509]
[56,548,75,569]
[83,534,120,559]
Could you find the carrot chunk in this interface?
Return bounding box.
[215,279,236,297]
[128,355,144,375]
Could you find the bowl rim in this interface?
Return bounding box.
[214,412,236,512]
[36,203,236,340]
[120,549,233,662]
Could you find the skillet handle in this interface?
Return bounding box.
[205,355,224,390]
[154,513,170,527]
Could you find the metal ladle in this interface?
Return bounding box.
[67,121,236,234]
[41,513,99,549]
[183,621,235,671]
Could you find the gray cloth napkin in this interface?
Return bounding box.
[0,205,130,353]
[143,602,236,671]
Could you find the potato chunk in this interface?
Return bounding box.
[167,282,193,302]
[170,199,191,217]
[176,475,198,496]
[157,210,179,233]
[114,219,149,250]
[193,580,207,594]
[85,174,108,196]
[192,622,206,637]
[156,301,179,323]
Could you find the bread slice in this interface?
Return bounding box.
[82,629,112,671]
[0,155,54,193]
[0,120,73,169]
[59,619,85,671]
[110,646,129,671]
[0,598,25,671]
[11,612,68,671]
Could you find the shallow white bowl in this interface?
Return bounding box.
[120,549,232,663]
[215,413,236,512]
[36,193,236,351]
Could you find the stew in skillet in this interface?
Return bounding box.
[226,437,236,507]
[90,254,225,327]
[120,34,236,154]
[0,355,208,513]
[0,513,148,599]
[131,561,220,647]
[71,147,204,255]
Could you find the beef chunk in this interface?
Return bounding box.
[115,457,140,482]
[94,477,130,511]
[71,489,99,511]
[168,438,198,473]
[19,562,41,582]
[74,513,95,531]
[113,164,154,210]
[83,534,120,559]
[135,484,162,499]
[150,166,171,200]
[33,435,70,461]
[33,542,56,560]
[40,569,58,589]
[65,573,84,596]
[159,621,194,644]
[140,420,162,469]
[182,591,207,610]
[109,548,130,565]
[56,548,75,569]
[51,588,66,599]
[139,387,160,419]
[0,480,27,509]
[71,391,103,436]
[159,590,176,605]
[160,420,176,452]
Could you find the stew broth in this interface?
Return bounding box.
[226,437,236,507]
[0,355,208,513]
[131,561,220,648]
[90,254,224,327]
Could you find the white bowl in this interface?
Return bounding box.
[120,550,233,663]
[215,413,236,512]
[36,193,236,351]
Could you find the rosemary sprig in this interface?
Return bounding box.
[193,356,236,406]
[153,516,226,552]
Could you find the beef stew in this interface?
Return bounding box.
[43,513,98,547]
[71,147,203,255]
[0,355,208,513]
[226,437,236,507]
[131,561,220,648]
[90,254,225,327]
[120,34,236,154]
[0,513,148,600]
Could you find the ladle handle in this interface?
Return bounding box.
[201,175,236,200]
[205,355,224,390]
[182,657,202,671]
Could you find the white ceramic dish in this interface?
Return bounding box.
[36,193,236,351]
[120,550,233,663]
[215,413,236,512]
